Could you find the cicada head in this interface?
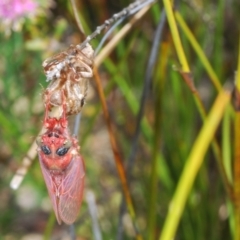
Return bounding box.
[36,129,78,171]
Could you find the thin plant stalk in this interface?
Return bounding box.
[93,68,142,240]
[116,4,165,235]
[222,108,233,184]
[236,37,240,91]
[162,0,190,73]
[233,113,240,240]
[86,190,102,240]
[43,212,56,240]
[147,78,162,240]
[174,11,222,92]
[70,0,85,38]
[103,58,172,188]
[233,35,240,240]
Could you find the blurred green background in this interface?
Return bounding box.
[1,0,240,239]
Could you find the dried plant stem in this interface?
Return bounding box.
[95,0,156,55]
[95,4,153,67]
[10,140,38,189]
[10,108,59,189]
[10,127,45,189]
[78,0,155,50]
[93,68,142,240]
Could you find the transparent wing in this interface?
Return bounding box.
[59,155,85,225]
[38,153,62,224]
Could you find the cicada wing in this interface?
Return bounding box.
[58,155,85,225]
[38,154,62,224]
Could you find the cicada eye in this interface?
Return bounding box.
[41,145,51,155]
[56,147,69,156]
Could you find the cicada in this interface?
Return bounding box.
[36,92,85,224]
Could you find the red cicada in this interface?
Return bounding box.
[36,92,85,224]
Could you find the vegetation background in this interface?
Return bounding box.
[0,0,240,239]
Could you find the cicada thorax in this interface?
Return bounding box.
[42,43,94,115]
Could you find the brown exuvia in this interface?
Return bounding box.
[42,43,94,115]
